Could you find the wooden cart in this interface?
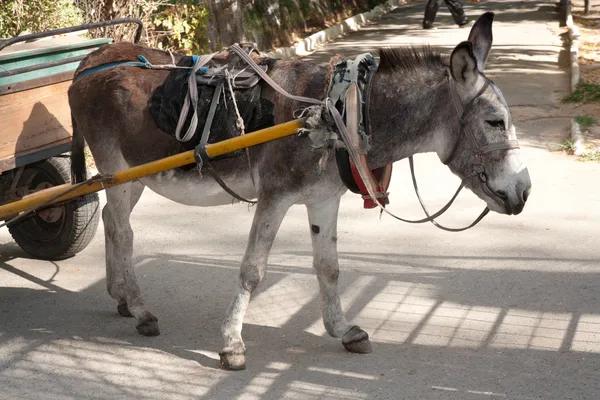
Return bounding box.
[0,19,142,260]
[0,21,307,261]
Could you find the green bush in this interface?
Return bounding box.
[0,0,83,38]
[153,1,209,55]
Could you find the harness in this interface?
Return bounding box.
[321,53,519,230]
[76,44,520,232]
[75,54,211,81]
[76,44,265,205]
[327,54,393,209]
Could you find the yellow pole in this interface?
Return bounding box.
[0,119,305,221]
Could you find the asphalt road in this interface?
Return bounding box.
[2,1,600,399]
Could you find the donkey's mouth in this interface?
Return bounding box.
[508,202,525,215]
[499,194,525,216]
[485,188,522,215]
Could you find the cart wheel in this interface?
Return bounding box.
[8,157,100,260]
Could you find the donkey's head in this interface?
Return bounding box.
[440,12,531,215]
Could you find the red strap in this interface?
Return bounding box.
[350,159,393,209]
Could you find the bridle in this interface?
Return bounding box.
[330,69,519,232]
[403,73,520,231]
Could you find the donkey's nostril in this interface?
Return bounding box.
[522,187,531,203]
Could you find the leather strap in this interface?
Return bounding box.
[329,55,393,208]
[478,139,520,154]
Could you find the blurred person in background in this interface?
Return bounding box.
[423,0,473,29]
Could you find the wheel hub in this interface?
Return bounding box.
[34,182,64,223]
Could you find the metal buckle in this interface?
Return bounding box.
[472,164,488,183]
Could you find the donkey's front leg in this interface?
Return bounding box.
[220,196,291,370]
[307,197,372,354]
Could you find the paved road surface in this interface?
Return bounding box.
[2,1,599,399]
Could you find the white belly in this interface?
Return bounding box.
[140,169,258,207]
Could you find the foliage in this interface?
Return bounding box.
[0,0,83,38]
[74,0,169,44]
[563,82,600,103]
[153,0,209,54]
[574,115,597,129]
[558,138,575,153]
[1,0,393,54]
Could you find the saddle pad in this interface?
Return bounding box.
[149,55,275,152]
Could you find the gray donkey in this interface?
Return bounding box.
[69,12,531,369]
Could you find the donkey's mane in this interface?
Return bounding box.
[378,46,446,73]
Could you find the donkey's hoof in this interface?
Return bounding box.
[342,325,372,354]
[117,303,133,318]
[219,349,246,370]
[136,315,160,336]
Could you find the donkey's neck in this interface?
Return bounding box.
[366,68,457,169]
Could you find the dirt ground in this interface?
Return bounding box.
[571,0,600,150]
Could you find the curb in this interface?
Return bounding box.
[563,0,586,156]
[267,0,412,59]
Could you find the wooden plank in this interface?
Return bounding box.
[0,37,108,59]
[0,37,111,86]
[0,71,74,95]
[0,80,71,108]
[0,81,73,162]
[0,139,71,173]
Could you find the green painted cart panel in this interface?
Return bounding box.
[0,37,111,86]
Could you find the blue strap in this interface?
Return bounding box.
[75,55,153,81]
[75,54,208,81]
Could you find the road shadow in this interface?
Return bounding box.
[2,245,600,399]
[0,1,587,398]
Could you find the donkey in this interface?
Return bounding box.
[69,12,531,369]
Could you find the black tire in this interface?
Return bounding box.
[8,157,100,260]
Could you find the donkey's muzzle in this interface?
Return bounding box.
[507,177,531,215]
[489,168,531,215]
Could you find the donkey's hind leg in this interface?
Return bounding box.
[307,197,372,354]
[220,196,291,370]
[103,181,158,336]
[107,181,145,318]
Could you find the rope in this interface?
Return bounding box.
[225,70,246,136]
[229,44,323,107]
[225,69,257,189]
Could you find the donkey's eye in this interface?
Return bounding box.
[486,120,505,129]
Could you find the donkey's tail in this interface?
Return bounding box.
[70,116,87,184]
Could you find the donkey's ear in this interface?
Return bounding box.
[450,41,478,86]
[467,12,494,71]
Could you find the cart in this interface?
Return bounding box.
[0,19,143,260]
[0,20,308,261]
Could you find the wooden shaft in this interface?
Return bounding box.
[0,119,304,221]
